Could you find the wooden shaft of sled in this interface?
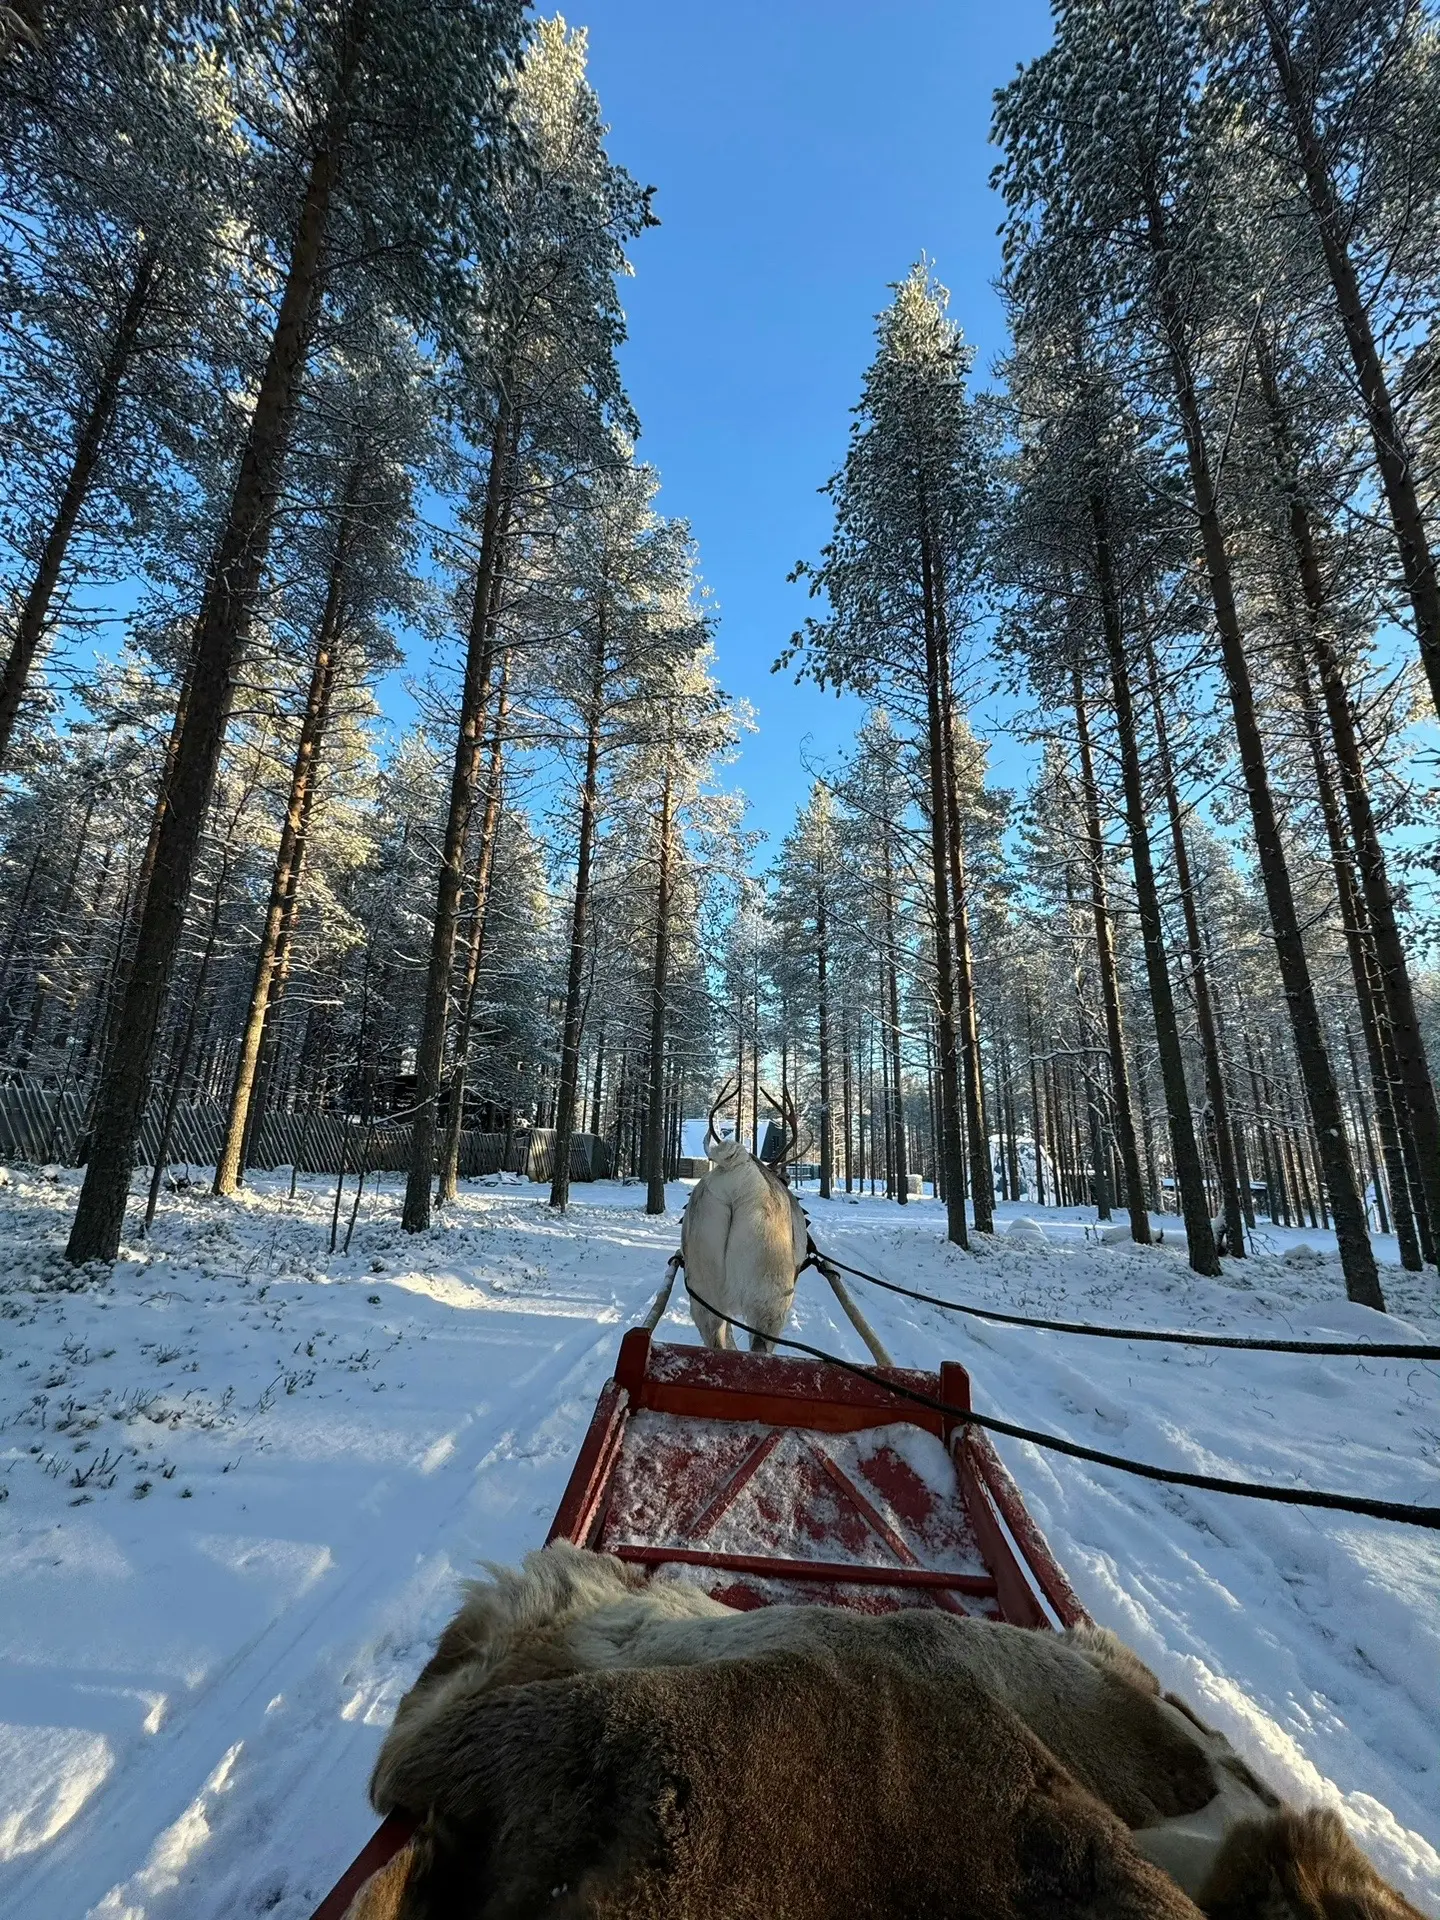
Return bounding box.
[641,1257,680,1332]
[814,1258,893,1368]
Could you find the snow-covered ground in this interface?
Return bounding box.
[0,1166,1435,1919]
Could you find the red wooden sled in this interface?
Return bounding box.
[309,1329,1088,1919]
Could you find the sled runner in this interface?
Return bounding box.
[308,1329,1087,1918]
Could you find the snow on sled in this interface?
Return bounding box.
[309,1328,1087,1919]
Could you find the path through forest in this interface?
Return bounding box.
[0,1169,1435,1918]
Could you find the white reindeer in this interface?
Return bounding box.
[679,1077,808,1352]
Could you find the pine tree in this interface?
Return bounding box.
[66,0,528,1263]
[1210,0,1440,719]
[994,0,1383,1307]
[213,326,431,1195]
[0,6,245,767]
[401,19,652,1232]
[783,265,996,1246]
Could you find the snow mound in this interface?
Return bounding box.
[1283,1243,1326,1269]
[1007,1217,1049,1242]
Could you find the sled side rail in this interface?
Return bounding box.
[954,1425,1091,1630]
[546,1375,631,1548]
[308,1810,415,1920]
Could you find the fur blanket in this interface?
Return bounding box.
[355,1646,1207,1920]
[371,1542,1269,1875]
[353,1545,1426,1920]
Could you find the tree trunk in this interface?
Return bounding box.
[857,1020,868,1193]
[239,870,303,1179]
[1003,1041,1021,1203]
[816,874,833,1199]
[925,1018,940,1199]
[1256,338,1440,1260]
[1137,1056,1161,1214]
[642,744,675,1215]
[1141,632,1247,1257]
[1344,1028,1389,1236]
[1025,991,1046,1207]
[734,1004,745,1154]
[609,1048,627,1178]
[879,822,908,1205]
[948,796,993,1230]
[66,81,353,1266]
[0,247,159,770]
[145,859,228,1230]
[1071,667,1151,1241]
[1142,196,1380,1307]
[880,1010,894,1196]
[88,652,197,1090]
[1200,954,1254,1231]
[756,960,768,1152]
[1281,1067,1320,1229]
[1085,1071,1112,1218]
[1245,1038,1279,1224]
[934,600,993,1230]
[918,516,968,1246]
[589,1022,606,1138]
[0,838,46,1025]
[403,401,515,1232]
[1253,1036,1293,1226]
[1090,491,1218,1273]
[1289,637,1423,1266]
[215,470,358,1195]
[19,790,95,1066]
[550,634,604,1212]
[437,658,512,1205]
[842,1015,854,1192]
[1259,0,1440,717]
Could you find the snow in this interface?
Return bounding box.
[852,1418,959,1503]
[0,1167,1435,1918]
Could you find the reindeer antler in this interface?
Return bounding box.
[759,1083,797,1167]
[704,1073,739,1155]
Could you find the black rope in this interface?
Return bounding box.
[809,1248,1440,1361]
[682,1280,1440,1531]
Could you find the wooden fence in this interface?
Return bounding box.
[0,1085,609,1182]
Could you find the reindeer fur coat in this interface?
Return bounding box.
[680,1136,807,1350]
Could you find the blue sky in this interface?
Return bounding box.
[575,0,1057,852]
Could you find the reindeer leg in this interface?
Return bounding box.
[689,1297,727,1350]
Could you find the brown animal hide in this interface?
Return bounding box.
[342,1843,415,1920]
[1198,1809,1430,1920]
[373,1565,1227,1843]
[375,1648,1208,1920]
[368,1551,1419,1920]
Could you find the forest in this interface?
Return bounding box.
[1,0,1437,1318]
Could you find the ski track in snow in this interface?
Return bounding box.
[0,1167,1435,1918]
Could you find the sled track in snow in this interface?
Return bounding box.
[0,1307,631,1920]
